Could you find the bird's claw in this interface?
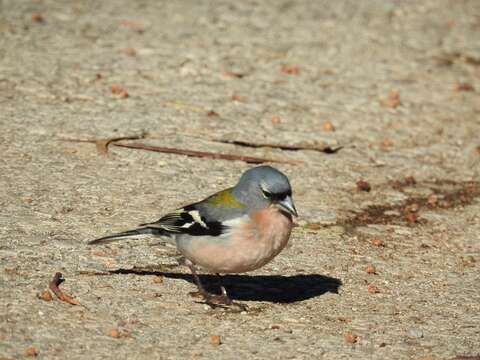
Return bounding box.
[192,286,248,312]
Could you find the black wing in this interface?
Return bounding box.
[141,204,227,236]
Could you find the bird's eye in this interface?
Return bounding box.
[261,189,272,199]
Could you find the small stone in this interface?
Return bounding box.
[207,110,219,117]
[404,176,416,185]
[379,89,401,108]
[281,64,300,75]
[408,328,424,339]
[210,335,221,346]
[322,121,335,132]
[365,264,377,274]
[371,238,385,247]
[356,180,371,192]
[109,329,120,338]
[122,47,137,56]
[152,276,164,284]
[455,83,475,92]
[427,195,438,206]
[405,213,419,223]
[271,116,281,124]
[25,347,38,357]
[344,332,357,344]
[31,13,44,23]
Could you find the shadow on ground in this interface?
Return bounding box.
[110,269,342,303]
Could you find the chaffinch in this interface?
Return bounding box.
[89,165,297,309]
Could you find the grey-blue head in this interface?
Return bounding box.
[232,165,297,217]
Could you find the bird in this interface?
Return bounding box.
[89,165,298,309]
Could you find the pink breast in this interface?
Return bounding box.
[183,208,293,273]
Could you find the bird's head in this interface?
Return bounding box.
[233,165,298,217]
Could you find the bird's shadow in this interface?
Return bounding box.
[111,269,342,303]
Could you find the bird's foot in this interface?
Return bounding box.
[191,286,248,312]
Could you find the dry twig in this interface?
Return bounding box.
[112,142,303,165]
[49,272,81,305]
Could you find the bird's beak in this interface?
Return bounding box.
[277,195,298,217]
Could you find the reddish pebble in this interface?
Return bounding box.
[25,347,38,357]
[344,332,358,344]
[211,335,221,346]
[371,238,385,247]
[356,180,371,192]
[365,264,377,274]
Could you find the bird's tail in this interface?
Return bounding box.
[88,227,160,245]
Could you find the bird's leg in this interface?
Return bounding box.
[185,261,247,311]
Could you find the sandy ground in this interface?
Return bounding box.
[1,0,479,359]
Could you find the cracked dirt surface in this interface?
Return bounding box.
[1,0,479,359]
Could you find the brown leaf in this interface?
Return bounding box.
[49,272,81,306]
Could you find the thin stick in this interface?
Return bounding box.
[113,142,303,165]
[215,139,343,154]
